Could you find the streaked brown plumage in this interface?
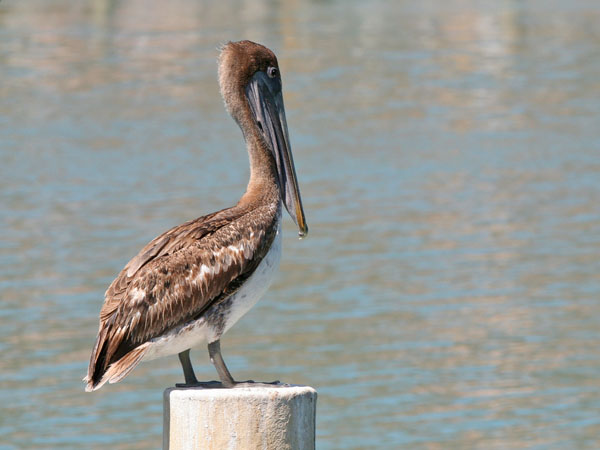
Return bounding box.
[85,40,307,391]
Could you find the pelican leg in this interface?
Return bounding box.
[208,340,285,388]
[177,349,199,385]
[208,340,236,387]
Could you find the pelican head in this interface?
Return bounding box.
[218,40,308,237]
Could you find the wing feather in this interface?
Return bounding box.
[99,211,224,321]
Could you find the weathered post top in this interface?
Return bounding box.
[164,384,317,450]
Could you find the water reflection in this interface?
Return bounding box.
[2,0,600,448]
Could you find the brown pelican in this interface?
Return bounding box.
[85,40,307,391]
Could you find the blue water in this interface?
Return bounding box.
[2,0,600,448]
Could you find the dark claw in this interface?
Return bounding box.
[233,380,287,388]
[175,380,225,389]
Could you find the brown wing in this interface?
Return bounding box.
[87,202,279,389]
[99,210,226,322]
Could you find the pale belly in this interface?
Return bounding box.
[142,221,282,361]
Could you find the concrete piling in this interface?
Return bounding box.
[163,384,317,450]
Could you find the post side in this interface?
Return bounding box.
[163,384,317,450]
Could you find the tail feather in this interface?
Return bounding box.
[85,343,149,392]
[85,326,110,389]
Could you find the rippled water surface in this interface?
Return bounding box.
[2,0,600,448]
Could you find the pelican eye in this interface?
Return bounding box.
[267,66,278,78]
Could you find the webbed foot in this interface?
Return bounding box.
[175,380,224,389]
[231,380,288,388]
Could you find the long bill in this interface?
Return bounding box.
[245,70,308,237]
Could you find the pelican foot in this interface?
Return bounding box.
[231,380,288,388]
[175,380,224,389]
